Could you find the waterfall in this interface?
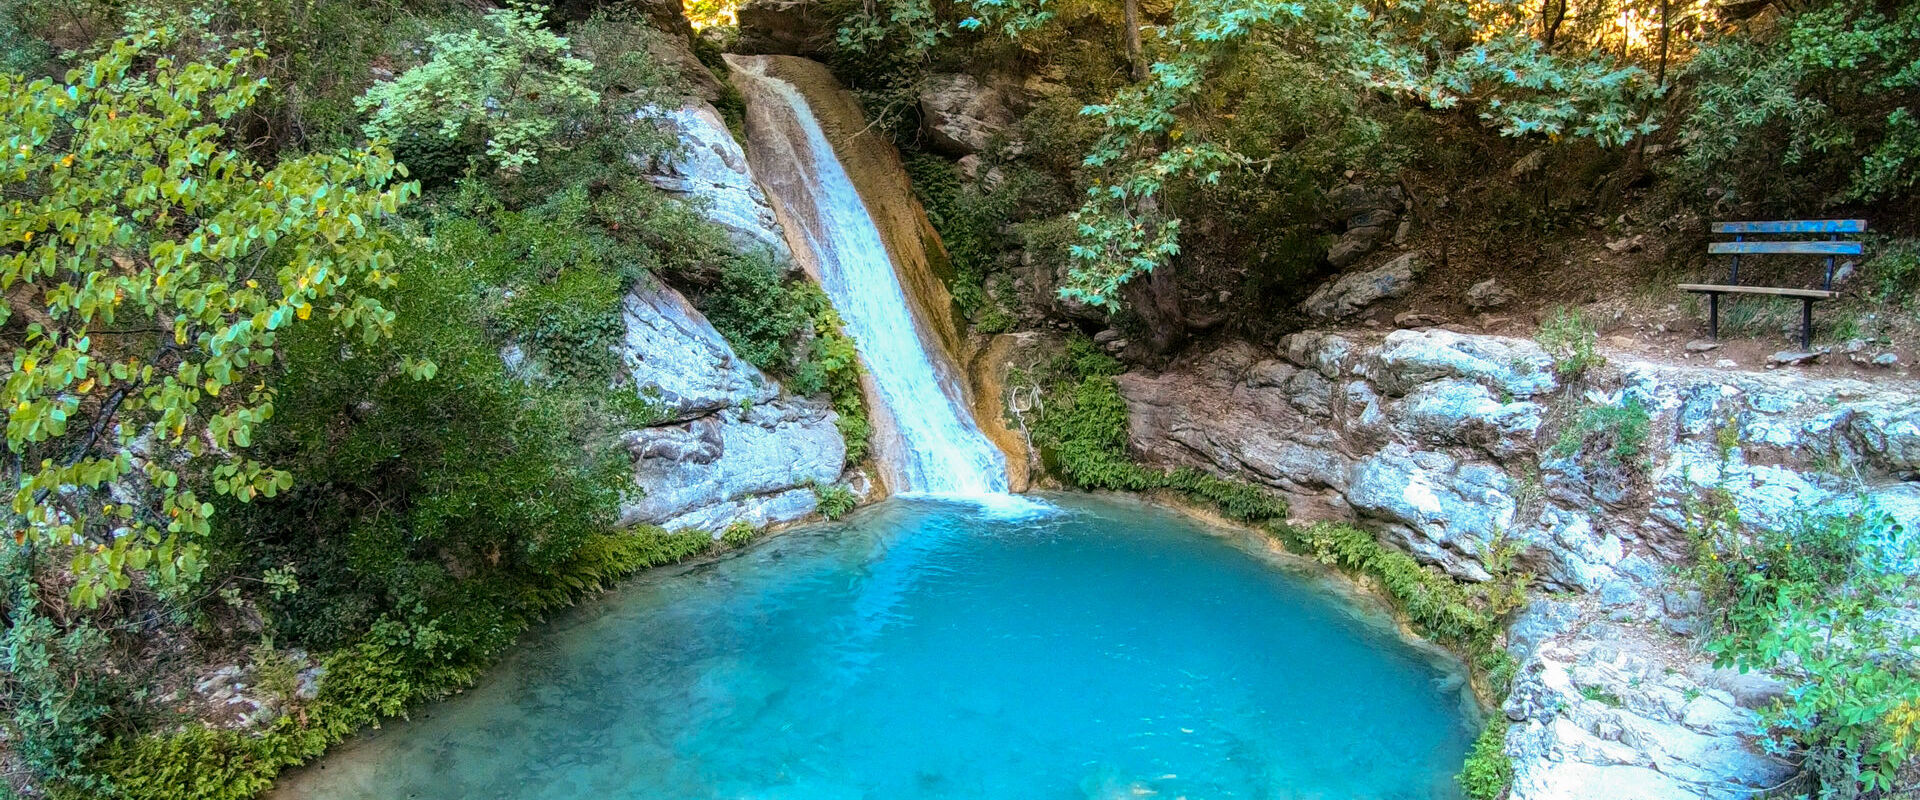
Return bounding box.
[729,56,1010,496]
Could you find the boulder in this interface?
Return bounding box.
[615,280,847,533]
[619,399,844,532]
[621,282,778,420]
[1301,251,1427,321]
[735,0,836,56]
[1345,445,1516,581]
[1369,328,1559,399]
[918,73,1019,156]
[1326,225,1391,268]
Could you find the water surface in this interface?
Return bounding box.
[279,495,1477,800]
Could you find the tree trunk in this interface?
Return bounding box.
[1541,0,1566,47]
[1121,264,1187,358]
[1655,0,1673,89]
[1123,0,1147,82]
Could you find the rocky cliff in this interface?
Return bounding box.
[1112,327,1920,799]
[614,26,850,534]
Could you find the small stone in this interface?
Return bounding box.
[1769,350,1821,367]
[1605,234,1646,253]
[1092,328,1122,344]
[1684,340,1720,353]
[1873,353,1900,367]
[1393,311,1448,328]
[1844,338,1869,354]
[1714,359,1738,369]
[1465,278,1511,310]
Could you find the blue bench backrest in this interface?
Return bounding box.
[1710,219,1866,288]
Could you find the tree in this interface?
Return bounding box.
[2,19,417,607]
[356,3,600,172]
[1060,0,1659,311]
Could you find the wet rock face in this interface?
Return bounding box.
[615,281,845,533]
[1114,327,1920,798]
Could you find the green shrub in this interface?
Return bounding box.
[1676,1,1920,208]
[1552,397,1651,469]
[1456,720,1514,800]
[1688,499,1920,796]
[358,4,598,171]
[721,521,758,548]
[1536,306,1603,378]
[1,579,118,794]
[814,483,860,520]
[1288,523,1493,645]
[700,258,870,465]
[1023,337,1288,522]
[87,524,713,800]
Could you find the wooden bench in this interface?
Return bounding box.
[1681,219,1863,350]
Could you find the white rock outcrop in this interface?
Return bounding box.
[615,279,844,534]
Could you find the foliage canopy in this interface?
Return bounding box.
[2,21,415,606]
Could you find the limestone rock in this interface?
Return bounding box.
[621,281,778,420]
[1391,378,1542,458]
[615,280,847,533]
[918,73,1019,156]
[1301,251,1427,320]
[1345,445,1515,581]
[620,398,844,532]
[1370,328,1559,399]
[1327,225,1391,268]
[637,101,792,264]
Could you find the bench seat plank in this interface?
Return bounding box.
[1710,220,1867,234]
[1707,241,1864,255]
[1678,283,1840,299]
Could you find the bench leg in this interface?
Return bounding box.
[1708,293,1719,340]
[1801,298,1813,351]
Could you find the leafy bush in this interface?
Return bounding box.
[814,484,859,519]
[1456,720,1514,800]
[1688,499,1920,796]
[1677,0,1920,209]
[87,524,714,800]
[699,255,870,465]
[1535,306,1603,379]
[721,521,758,548]
[358,3,598,171]
[211,213,639,653]
[1552,397,1652,469]
[1,21,415,606]
[0,576,118,794]
[1024,337,1288,521]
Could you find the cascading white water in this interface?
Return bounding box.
[732,59,1009,496]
